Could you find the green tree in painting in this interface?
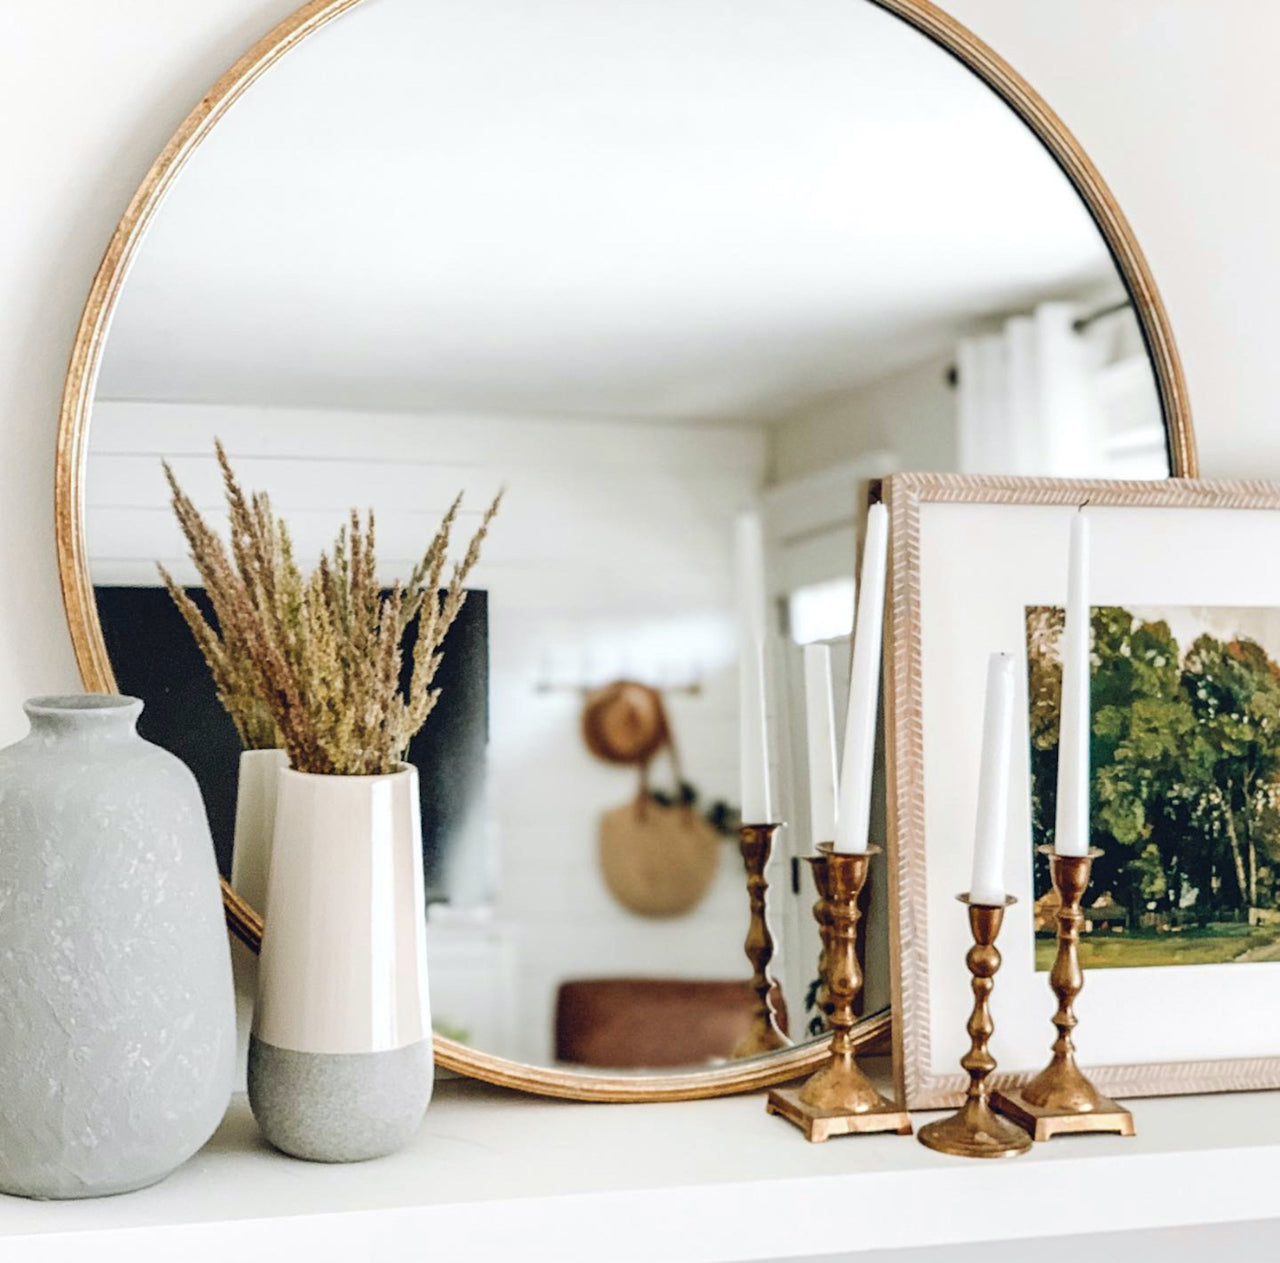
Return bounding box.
[1181,635,1280,911]
[1025,605,1064,899]
[1026,606,1280,968]
[1089,608,1193,925]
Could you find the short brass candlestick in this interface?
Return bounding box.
[991,847,1135,1140]
[918,895,1031,1159]
[767,844,912,1140]
[731,823,790,1058]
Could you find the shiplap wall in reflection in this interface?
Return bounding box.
[89,400,766,1064]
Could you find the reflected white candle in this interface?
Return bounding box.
[1055,510,1091,857]
[734,510,767,644]
[734,509,773,823]
[739,635,773,823]
[804,644,839,847]
[969,653,1016,906]
[834,502,889,853]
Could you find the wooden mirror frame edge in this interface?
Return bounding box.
[53,0,1197,1103]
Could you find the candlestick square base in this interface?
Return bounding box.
[766,1084,913,1142]
[989,1085,1134,1141]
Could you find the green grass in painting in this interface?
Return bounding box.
[1034,922,1280,971]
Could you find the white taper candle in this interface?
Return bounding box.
[739,635,773,823]
[834,502,889,853]
[969,652,1016,905]
[1055,509,1091,857]
[734,510,767,644]
[804,643,839,847]
[734,510,773,823]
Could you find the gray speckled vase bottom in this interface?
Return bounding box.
[247,1036,433,1163]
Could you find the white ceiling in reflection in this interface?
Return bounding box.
[99,0,1120,421]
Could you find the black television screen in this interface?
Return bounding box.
[93,586,488,901]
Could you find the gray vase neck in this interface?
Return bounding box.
[24,695,143,744]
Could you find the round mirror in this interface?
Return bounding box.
[58,0,1194,1100]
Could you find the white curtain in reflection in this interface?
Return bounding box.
[956,301,1103,476]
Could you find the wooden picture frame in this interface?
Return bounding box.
[883,474,1280,1109]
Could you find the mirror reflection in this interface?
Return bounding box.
[85,0,1170,1074]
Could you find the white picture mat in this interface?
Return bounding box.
[917,501,1280,1078]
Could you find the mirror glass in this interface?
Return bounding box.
[85,0,1171,1074]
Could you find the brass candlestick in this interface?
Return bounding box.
[731,823,790,1058]
[767,844,912,1140]
[918,895,1031,1159]
[991,847,1135,1140]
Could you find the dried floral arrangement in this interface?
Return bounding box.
[159,442,500,776]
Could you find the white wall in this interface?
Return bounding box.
[767,354,956,484]
[88,398,766,1063]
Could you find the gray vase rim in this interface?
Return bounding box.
[24,694,143,738]
[24,693,142,718]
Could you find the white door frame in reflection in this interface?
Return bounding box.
[54,0,1196,1102]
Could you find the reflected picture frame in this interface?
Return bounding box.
[883,473,1280,1109]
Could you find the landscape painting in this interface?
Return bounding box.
[1027,604,1280,971]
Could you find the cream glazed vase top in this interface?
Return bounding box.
[230,747,289,916]
[248,763,433,1162]
[0,695,235,1199]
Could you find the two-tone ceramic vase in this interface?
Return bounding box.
[0,695,235,1199]
[248,763,433,1162]
[230,747,289,917]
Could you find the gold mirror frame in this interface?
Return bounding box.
[54,0,1197,1102]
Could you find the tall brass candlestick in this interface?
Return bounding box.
[767,844,912,1140]
[731,823,790,1058]
[918,896,1031,1158]
[990,847,1135,1140]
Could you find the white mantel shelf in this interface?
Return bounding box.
[4,1077,1280,1262]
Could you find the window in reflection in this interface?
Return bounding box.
[789,578,858,647]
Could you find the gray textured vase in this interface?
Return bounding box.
[0,695,236,1199]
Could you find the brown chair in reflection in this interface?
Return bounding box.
[555,977,789,1069]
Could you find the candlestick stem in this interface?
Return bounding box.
[990,847,1135,1140]
[918,896,1031,1158]
[731,823,790,1058]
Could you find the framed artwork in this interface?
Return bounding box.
[882,473,1280,1108]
